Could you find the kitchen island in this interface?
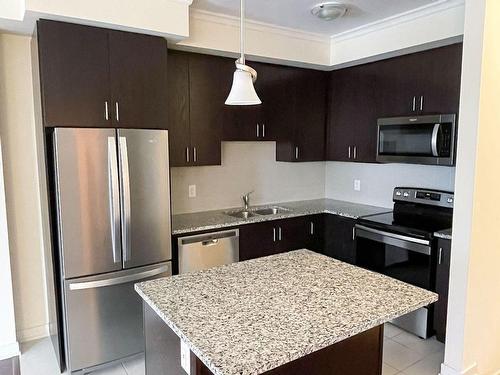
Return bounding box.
[135,250,437,375]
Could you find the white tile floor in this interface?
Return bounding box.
[20,323,444,375]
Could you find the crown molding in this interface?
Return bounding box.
[331,0,465,42]
[190,8,330,44]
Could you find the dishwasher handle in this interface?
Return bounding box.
[178,230,239,246]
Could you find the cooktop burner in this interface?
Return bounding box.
[358,187,454,238]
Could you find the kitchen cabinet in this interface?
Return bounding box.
[276,68,327,162]
[239,215,323,261]
[37,20,168,129]
[326,64,378,163]
[434,238,452,343]
[168,51,233,166]
[376,43,463,117]
[323,215,356,264]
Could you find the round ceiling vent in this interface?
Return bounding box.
[311,2,348,21]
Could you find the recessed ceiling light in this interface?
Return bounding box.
[311,2,348,21]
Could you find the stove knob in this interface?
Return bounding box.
[447,197,454,204]
[403,192,409,197]
[395,191,402,196]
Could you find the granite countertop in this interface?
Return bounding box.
[434,228,452,240]
[172,198,390,235]
[136,250,437,375]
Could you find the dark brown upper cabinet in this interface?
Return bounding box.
[168,51,233,167]
[275,67,328,162]
[327,63,378,163]
[376,43,463,117]
[37,20,168,129]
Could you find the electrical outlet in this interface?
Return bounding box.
[354,179,361,191]
[188,185,196,198]
[180,339,191,374]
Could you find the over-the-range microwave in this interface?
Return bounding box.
[376,114,457,166]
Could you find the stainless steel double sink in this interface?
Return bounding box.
[224,206,290,219]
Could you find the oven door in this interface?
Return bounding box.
[354,224,433,290]
[376,114,456,166]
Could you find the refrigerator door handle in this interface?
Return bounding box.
[108,137,121,264]
[68,264,170,290]
[119,136,132,264]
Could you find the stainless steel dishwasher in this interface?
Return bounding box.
[178,229,239,274]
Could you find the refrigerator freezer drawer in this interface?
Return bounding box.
[63,262,171,373]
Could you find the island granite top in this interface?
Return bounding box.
[172,198,390,235]
[135,250,437,375]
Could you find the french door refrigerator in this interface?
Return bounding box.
[50,128,172,374]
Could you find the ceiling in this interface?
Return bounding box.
[191,0,444,36]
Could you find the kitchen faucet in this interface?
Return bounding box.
[242,191,254,211]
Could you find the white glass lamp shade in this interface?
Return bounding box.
[225,69,262,105]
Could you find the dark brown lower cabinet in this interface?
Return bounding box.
[238,220,281,261]
[434,238,452,343]
[323,215,356,264]
[144,301,383,375]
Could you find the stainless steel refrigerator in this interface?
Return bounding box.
[49,128,172,374]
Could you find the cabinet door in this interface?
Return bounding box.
[326,69,354,161]
[434,238,451,343]
[109,31,168,129]
[292,69,327,162]
[418,44,463,115]
[261,64,297,144]
[189,54,232,166]
[37,20,111,128]
[167,51,191,167]
[278,216,311,252]
[323,215,356,264]
[239,221,279,261]
[376,53,424,118]
[307,214,325,253]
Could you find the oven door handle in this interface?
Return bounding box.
[355,224,431,256]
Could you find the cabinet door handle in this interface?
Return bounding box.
[420,95,424,111]
[278,227,282,241]
[186,147,190,163]
[412,96,416,112]
[438,247,443,265]
[310,222,314,235]
[273,227,276,242]
[256,124,260,138]
[295,146,299,160]
[193,147,197,163]
[354,146,357,159]
[262,124,265,138]
[352,226,356,240]
[115,102,120,122]
[348,146,351,159]
[104,101,109,121]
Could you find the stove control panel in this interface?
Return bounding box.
[393,187,454,208]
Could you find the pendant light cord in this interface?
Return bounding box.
[240,0,245,65]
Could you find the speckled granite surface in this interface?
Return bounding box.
[172,199,390,235]
[434,228,452,240]
[136,250,437,375]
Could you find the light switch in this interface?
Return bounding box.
[188,185,196,198]
[180,339,191,374]
[354,179,361,192]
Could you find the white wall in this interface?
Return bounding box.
[0,140,19,360]
[0,33,48,343]
[171,142,326,214]
[325,162,456,208]
[442,0,500,374]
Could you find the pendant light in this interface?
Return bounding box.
[225,0,262,105]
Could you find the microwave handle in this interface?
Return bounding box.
[431,123,440,157]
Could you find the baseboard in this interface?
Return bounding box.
[16,324,49,343]
[0,342,20,361]
[441,362,478,375]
